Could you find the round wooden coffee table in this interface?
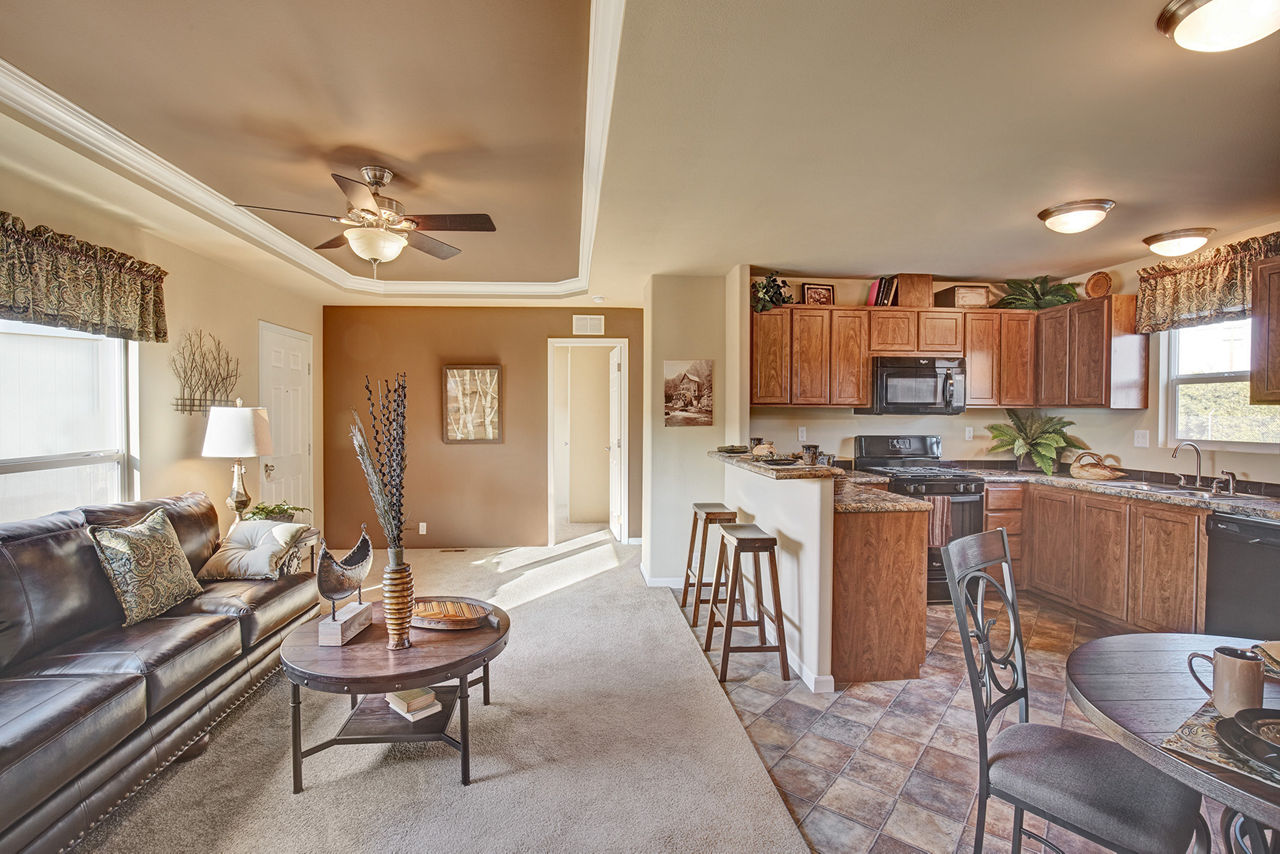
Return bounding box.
[280,597,510,792]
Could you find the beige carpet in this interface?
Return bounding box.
[78,533,807,854]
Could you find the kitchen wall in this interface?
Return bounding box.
[750,217,1280,483]
[642,274,727,583]
[0,161,326,533]
[323,307,643,549]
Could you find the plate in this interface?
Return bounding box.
[1235,708,1280,749]
[1085,271,1112,298]
[410,597,492,630]
[1216,718,1280,775]
[759,458,798,467]
[717,445,749,454]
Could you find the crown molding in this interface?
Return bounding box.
[0,1,626,300]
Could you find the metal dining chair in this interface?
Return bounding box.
[940,529,1211,854]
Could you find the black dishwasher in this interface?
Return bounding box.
[1205,514,1280,639]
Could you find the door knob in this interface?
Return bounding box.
[263,463,276,480]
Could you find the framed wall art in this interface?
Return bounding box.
[442,365,503,443]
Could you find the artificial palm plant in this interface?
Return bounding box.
[985,409,1086,475]
[992,276,1081,310]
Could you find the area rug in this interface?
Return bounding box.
[77,534,807,853]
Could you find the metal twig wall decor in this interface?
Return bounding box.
[169,329,242,414]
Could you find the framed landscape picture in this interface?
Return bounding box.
[801,283,835,305]
[442,365,503,443]
[663,359,713,427]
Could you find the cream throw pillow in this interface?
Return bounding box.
[89,507,204,626]
[199,521,310,581]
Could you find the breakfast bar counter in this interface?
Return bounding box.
[710,451,929,691]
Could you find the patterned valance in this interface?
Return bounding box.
[1136,230,1280,333]
[0,211,168,342]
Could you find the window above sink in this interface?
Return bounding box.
[1166,320,1280,452]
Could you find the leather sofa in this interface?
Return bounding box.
[0,493,320,853]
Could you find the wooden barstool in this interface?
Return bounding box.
[702,523,790,682]
[680,502,739,626]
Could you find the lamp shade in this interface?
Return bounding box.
[344,227,407,262]
[202,405,273,458]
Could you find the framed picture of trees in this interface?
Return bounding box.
[442,365,503,443]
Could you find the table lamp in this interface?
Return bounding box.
[202,398,273,517]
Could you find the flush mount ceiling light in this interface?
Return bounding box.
[1157,0,1280,51]
[344,226,408,263]
[1143,227,1217,256]
[1037,199,1116,234]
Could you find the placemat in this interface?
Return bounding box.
[1162,702,1280,789]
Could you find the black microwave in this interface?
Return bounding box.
[857,357,966,415]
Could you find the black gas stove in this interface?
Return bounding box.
[853,435,984,603]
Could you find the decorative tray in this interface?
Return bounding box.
[410,597,492,630]
[759,458,798,467]
[717,445,749,454]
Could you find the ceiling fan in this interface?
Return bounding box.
[235,166,495,273]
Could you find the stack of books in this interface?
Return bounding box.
[386,687,441,721]
[866,275,898,306]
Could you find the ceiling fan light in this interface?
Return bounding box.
[1158,0,1280,51]
[1037,199,1116,234]
[344,227,407,262]
[1143,227,1217,256]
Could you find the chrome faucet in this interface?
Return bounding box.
[1172,441,1203,489]
[1214,470,1238,496]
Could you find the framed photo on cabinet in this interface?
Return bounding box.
[801,283,835,305]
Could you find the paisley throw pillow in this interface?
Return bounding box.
[89,507,204,626]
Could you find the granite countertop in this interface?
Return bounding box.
[707,450,889,483]
[962,468,1280,521]
[834,478,930,514]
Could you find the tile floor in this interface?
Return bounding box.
[676,590,1228,854]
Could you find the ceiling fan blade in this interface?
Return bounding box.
[403,213,496,232]
[406,230,461,260]
[236,203,340,221]
[313,235,348,250]
[332,173,380,216]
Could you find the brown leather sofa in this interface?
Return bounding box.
[0,493,320,853]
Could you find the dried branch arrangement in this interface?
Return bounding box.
[351,373,408,550]
[169,329,241,414]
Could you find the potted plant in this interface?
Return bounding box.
[243,501,310,523]
[992,276,1082,310]
[752,272,795,312]
[985,409,1086,475]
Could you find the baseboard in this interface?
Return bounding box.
[644,574,683,588]
[741,599,833,693]
[625,537,643,545]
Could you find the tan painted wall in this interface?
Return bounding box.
[567,347,610,522]
[642,275,727,582]
[0,165,325,534]
[323,307,643,548]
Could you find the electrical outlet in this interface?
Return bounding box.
[418,522,428,535]
[964,427,974,441]
[798,426,807,441]
[1133,430,1150,448]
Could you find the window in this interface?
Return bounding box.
[1167,319,1280,449]
[0,319,129,522]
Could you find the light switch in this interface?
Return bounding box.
[1133,430,1150,448]
[798,426,807,441]
[964,427,974,441]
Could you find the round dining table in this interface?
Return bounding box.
[1066,633,1280,837]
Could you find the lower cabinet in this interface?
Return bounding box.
[982,483,1025,588]
[1128,502,1207,633]
[1024,485,1207,631]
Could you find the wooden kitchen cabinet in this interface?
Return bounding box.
[964,312,1000,406]
[869,310,917,353]
[830,309,871,406]
[1073,494,1130,620]
[1036,305,1070,406]
[791,309,831,404]
[999,312,1036,406]
[1128,502,1207,633]
[918,310,964,352]
[751,309,791,404]
[1027,485,1075,600]
[1251,257,1280,403]
[983,483,1025,588]
[1068,298,1110,406]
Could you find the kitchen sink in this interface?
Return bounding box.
[1106,481,1272,500]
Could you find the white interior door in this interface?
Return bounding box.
[258,322,312,518]
[609,346,623,540]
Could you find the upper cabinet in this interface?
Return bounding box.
[750,309,791,404]
[791,309,832,404]
[1251,257,1280,404]
[869,310,917,353]
[964,312,1000,407]
[1037,296,1147,409]
[918,311,964,352]
[999,312,1036,407]
[831,310,871,407]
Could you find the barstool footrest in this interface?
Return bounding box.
[725,644,780,654]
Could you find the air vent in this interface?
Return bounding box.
[573,315,605,335]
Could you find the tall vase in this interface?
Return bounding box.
[382,547,414,650]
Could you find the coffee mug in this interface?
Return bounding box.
[748,437,763,450]
[1187,646,1264,718]
[801,443,819,466]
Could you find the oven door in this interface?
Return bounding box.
[871,360,966,415]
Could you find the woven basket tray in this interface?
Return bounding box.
[410,598,493,630]
[1069,452,1125,481]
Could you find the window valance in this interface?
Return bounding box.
[0,211,168,342]
[1136,230,1280,333]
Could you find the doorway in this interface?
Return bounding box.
[547,338,629,545]
[258,322,314,520]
